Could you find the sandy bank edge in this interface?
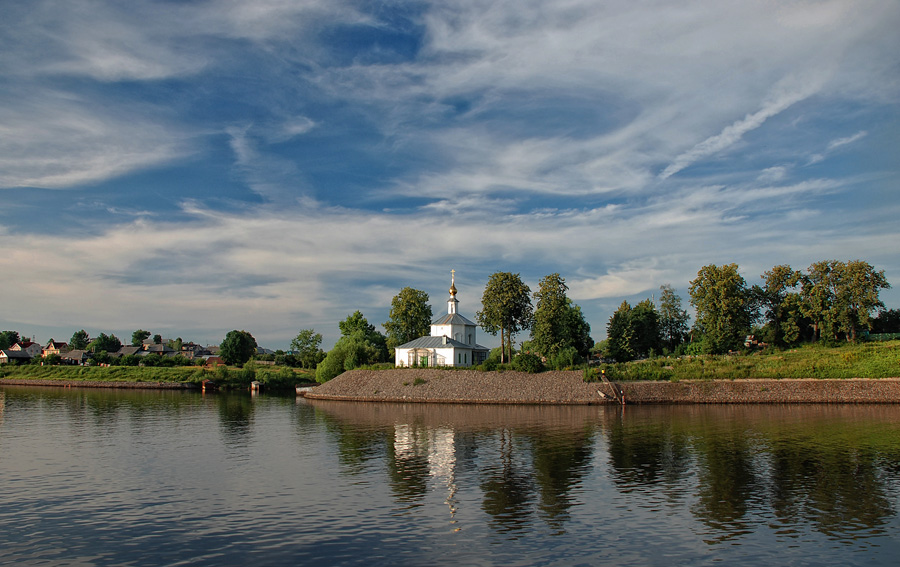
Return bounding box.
[303,369,900,404]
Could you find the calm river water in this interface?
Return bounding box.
[1,386,899,566]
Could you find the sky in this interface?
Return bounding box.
[1,0,898,351]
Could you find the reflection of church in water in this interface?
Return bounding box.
[392,424,464,520]
[393,271,490,368]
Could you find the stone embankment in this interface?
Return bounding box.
[302,369,900,404]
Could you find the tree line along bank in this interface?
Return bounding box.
[2,259,895,380]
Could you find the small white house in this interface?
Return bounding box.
[394,271,490,368]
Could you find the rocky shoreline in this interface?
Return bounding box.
[5,370,900,403]
[302,369,900,404]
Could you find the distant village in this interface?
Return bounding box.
[0,336,274,367]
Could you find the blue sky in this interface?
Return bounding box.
[2,0,898,350]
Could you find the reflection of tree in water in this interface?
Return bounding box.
[217,393,255,443]
[480,429,536,534]
[688,409,900,544]
[605,412,692,500]
[691,431,764,541]
[530,426,596,531]
[318,414,389,475]
[767,440,896,540]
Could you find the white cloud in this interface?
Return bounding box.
[659,73,828,180]
[827,130,867,151]
[0,92,193,189]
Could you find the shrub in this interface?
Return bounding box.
[480,358,499,371]
[551,346,581,370]
[512,353,544,373]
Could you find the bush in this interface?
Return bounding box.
[511,353,544,373]
[551,346,581,369]
[480,357,499,372]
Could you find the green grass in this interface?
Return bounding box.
[586,340,900,382]
[0,365,207,383]
[0,364,317,390]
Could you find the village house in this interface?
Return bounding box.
[42,339,69,357]
[0,349,34,364]
[10,341,43,357]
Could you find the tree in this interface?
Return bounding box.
[562,303,594,358]
[476,272,533,363]
[383,287,432,352]
[872,308,900,334]
[167,337,183,352]
[153,334,162,345]
[220,330,258,366]
[836,260,891,341]
[0,330,21,350]
[88,333,122,353]
[801,260,890,342]
[630,299,661,357]
[758,265,804,346]
[531,273,592,362]
[689,264,753,354]
[70,329,90,350]
[531,273,569,359]
[131,329,151,347]
[339,311,389,363]
[315,333,383,383]
[291,329,325,368]
[658,284,690,352]
[606,301,636,362]
[605,299,660,362]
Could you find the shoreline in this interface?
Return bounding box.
[5,371,900,403]
[0,378,194,389]
[302,369,900,404]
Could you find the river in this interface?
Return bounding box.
[1,386,899,566]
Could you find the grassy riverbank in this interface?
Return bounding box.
[0,364,317,390]
[592,340,900,382]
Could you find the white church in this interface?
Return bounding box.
[394,271,490,368]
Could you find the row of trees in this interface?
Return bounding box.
[476,272,593,365]
[605,260,892,362]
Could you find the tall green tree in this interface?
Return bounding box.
[476,272,533,363]
[291,329,324,368]
[220,330,258,366]
[531,273,592,360]
[131,329,151,347]
[630,299,661,357]
[88,333,122,353]
[837,260,891,341]
[315,333,382,383]
[606,301,636,362]
[531,273,570,359]
[799,260,890,342]
[658,284,690,353]
[383,287,432,351]
[759,265,804,346]
[69,329,90,350]
[0,330,21,350]
[689,264,753,354]
[605,299,660,362]
[339,311,388,363]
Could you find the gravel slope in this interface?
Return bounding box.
[303,369,900,404]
